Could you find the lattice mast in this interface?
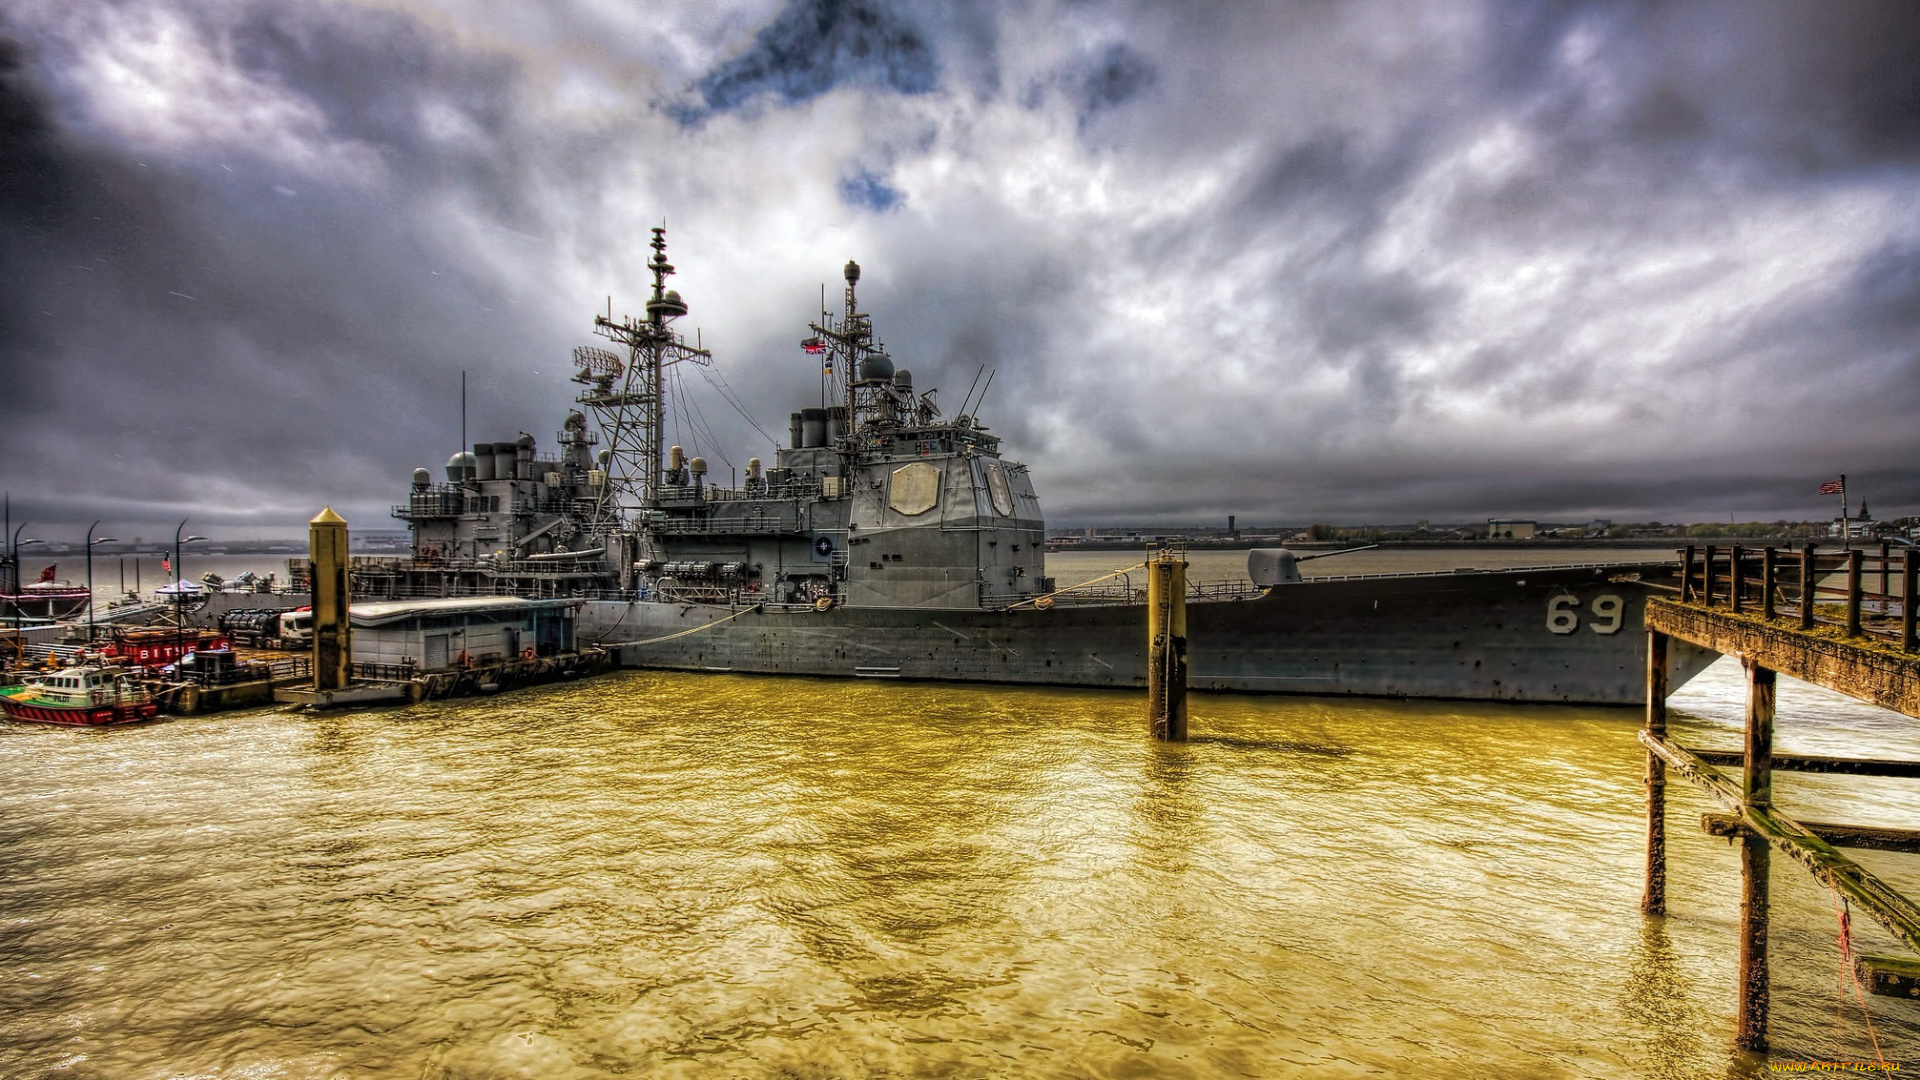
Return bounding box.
[806,260,884,452]
[579,227,711,550]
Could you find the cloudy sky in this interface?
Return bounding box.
[3,0,1917,539]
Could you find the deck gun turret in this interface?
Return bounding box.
[1248,545,1381,587]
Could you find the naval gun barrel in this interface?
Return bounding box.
[1294,544,1380,562]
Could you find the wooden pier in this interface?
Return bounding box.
[1641,543,1919,1052]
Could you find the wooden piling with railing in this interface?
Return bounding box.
[1905,548,1917,655]
[1642,541,1920,1052]
[1799,543,1817,630]
[1679,542,1912,650]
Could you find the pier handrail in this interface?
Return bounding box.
[1676,542,1915,652]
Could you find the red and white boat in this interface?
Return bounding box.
[1,566,91,620]
[0,662,161,726]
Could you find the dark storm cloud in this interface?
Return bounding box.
[3,0,1916,540]
[0,35,67,397]
[1478,0,1920,173]
[0,4,578,538]
[681,0,938,120]
[1020,41,1155,127]
[0,36,62,223]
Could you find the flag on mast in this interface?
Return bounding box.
[1818,478,1845,495]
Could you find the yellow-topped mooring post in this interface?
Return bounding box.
[309,507,351,692]
[1146,548,1188,741]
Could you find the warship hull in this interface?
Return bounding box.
[581,562,1718,705]
[379,236,1719,708]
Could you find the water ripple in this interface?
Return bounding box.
[0,667,1912,1076]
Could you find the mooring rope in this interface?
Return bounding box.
[1827,876,1889,1066]
[1003,561,1148,610]
[596,603,764,648]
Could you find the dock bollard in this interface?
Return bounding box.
[1146,548,1188,741]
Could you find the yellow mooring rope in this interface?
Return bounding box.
[1003,561,1149,610]
[596,603,765,648]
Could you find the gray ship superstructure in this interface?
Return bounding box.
[370,229,1046,613]
[360,230,1716,705]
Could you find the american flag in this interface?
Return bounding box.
[1819,478,1845,495]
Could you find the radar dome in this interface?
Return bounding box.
[444,451,477,483]
[648,289,689,318]
[859,351,895,383]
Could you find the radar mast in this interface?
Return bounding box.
[581,227,712,557]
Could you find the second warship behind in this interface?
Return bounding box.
[353,229,1716,705]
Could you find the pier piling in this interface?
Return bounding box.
[1847,548,1864,637]
[310,508,351,692]
[1736,658,1775,1051]
[1905,548,1916,655]
[1642,629,1668,915]
[1146,548,1188,741]
[1799,543,1816,631]
[1643,548,1920,1053]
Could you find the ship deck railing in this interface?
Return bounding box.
[653,516,806,537]
[1290,560,1669,584]
[695,480,825,503]
[1005,561,1668,609]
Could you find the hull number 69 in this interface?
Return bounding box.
[1547,593,1625,635]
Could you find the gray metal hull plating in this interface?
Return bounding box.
[580,564,1717,705]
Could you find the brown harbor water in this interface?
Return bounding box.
[4,550,1915,1076]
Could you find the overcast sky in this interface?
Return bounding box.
[3,0,1917,540]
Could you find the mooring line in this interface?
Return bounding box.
[1003,561,1148,610]
[1828,877,1889,1067]
[597,604,764,648]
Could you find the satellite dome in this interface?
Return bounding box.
[859,351,895,383]
[648,289,689,318]
[444,451,477,483]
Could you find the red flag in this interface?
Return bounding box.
[1819,478,1845,495]
[36,565,55,583]
[162,555,172,574]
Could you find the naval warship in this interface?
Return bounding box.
[359,229,1716,705]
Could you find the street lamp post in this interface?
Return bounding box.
[5,524,43,620]
[85,523,118,644]
[173,520,208,666]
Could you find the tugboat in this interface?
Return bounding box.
[352,229,1718,706]
[1,661,162,726]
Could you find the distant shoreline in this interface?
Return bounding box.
[1045,536,1816,553]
